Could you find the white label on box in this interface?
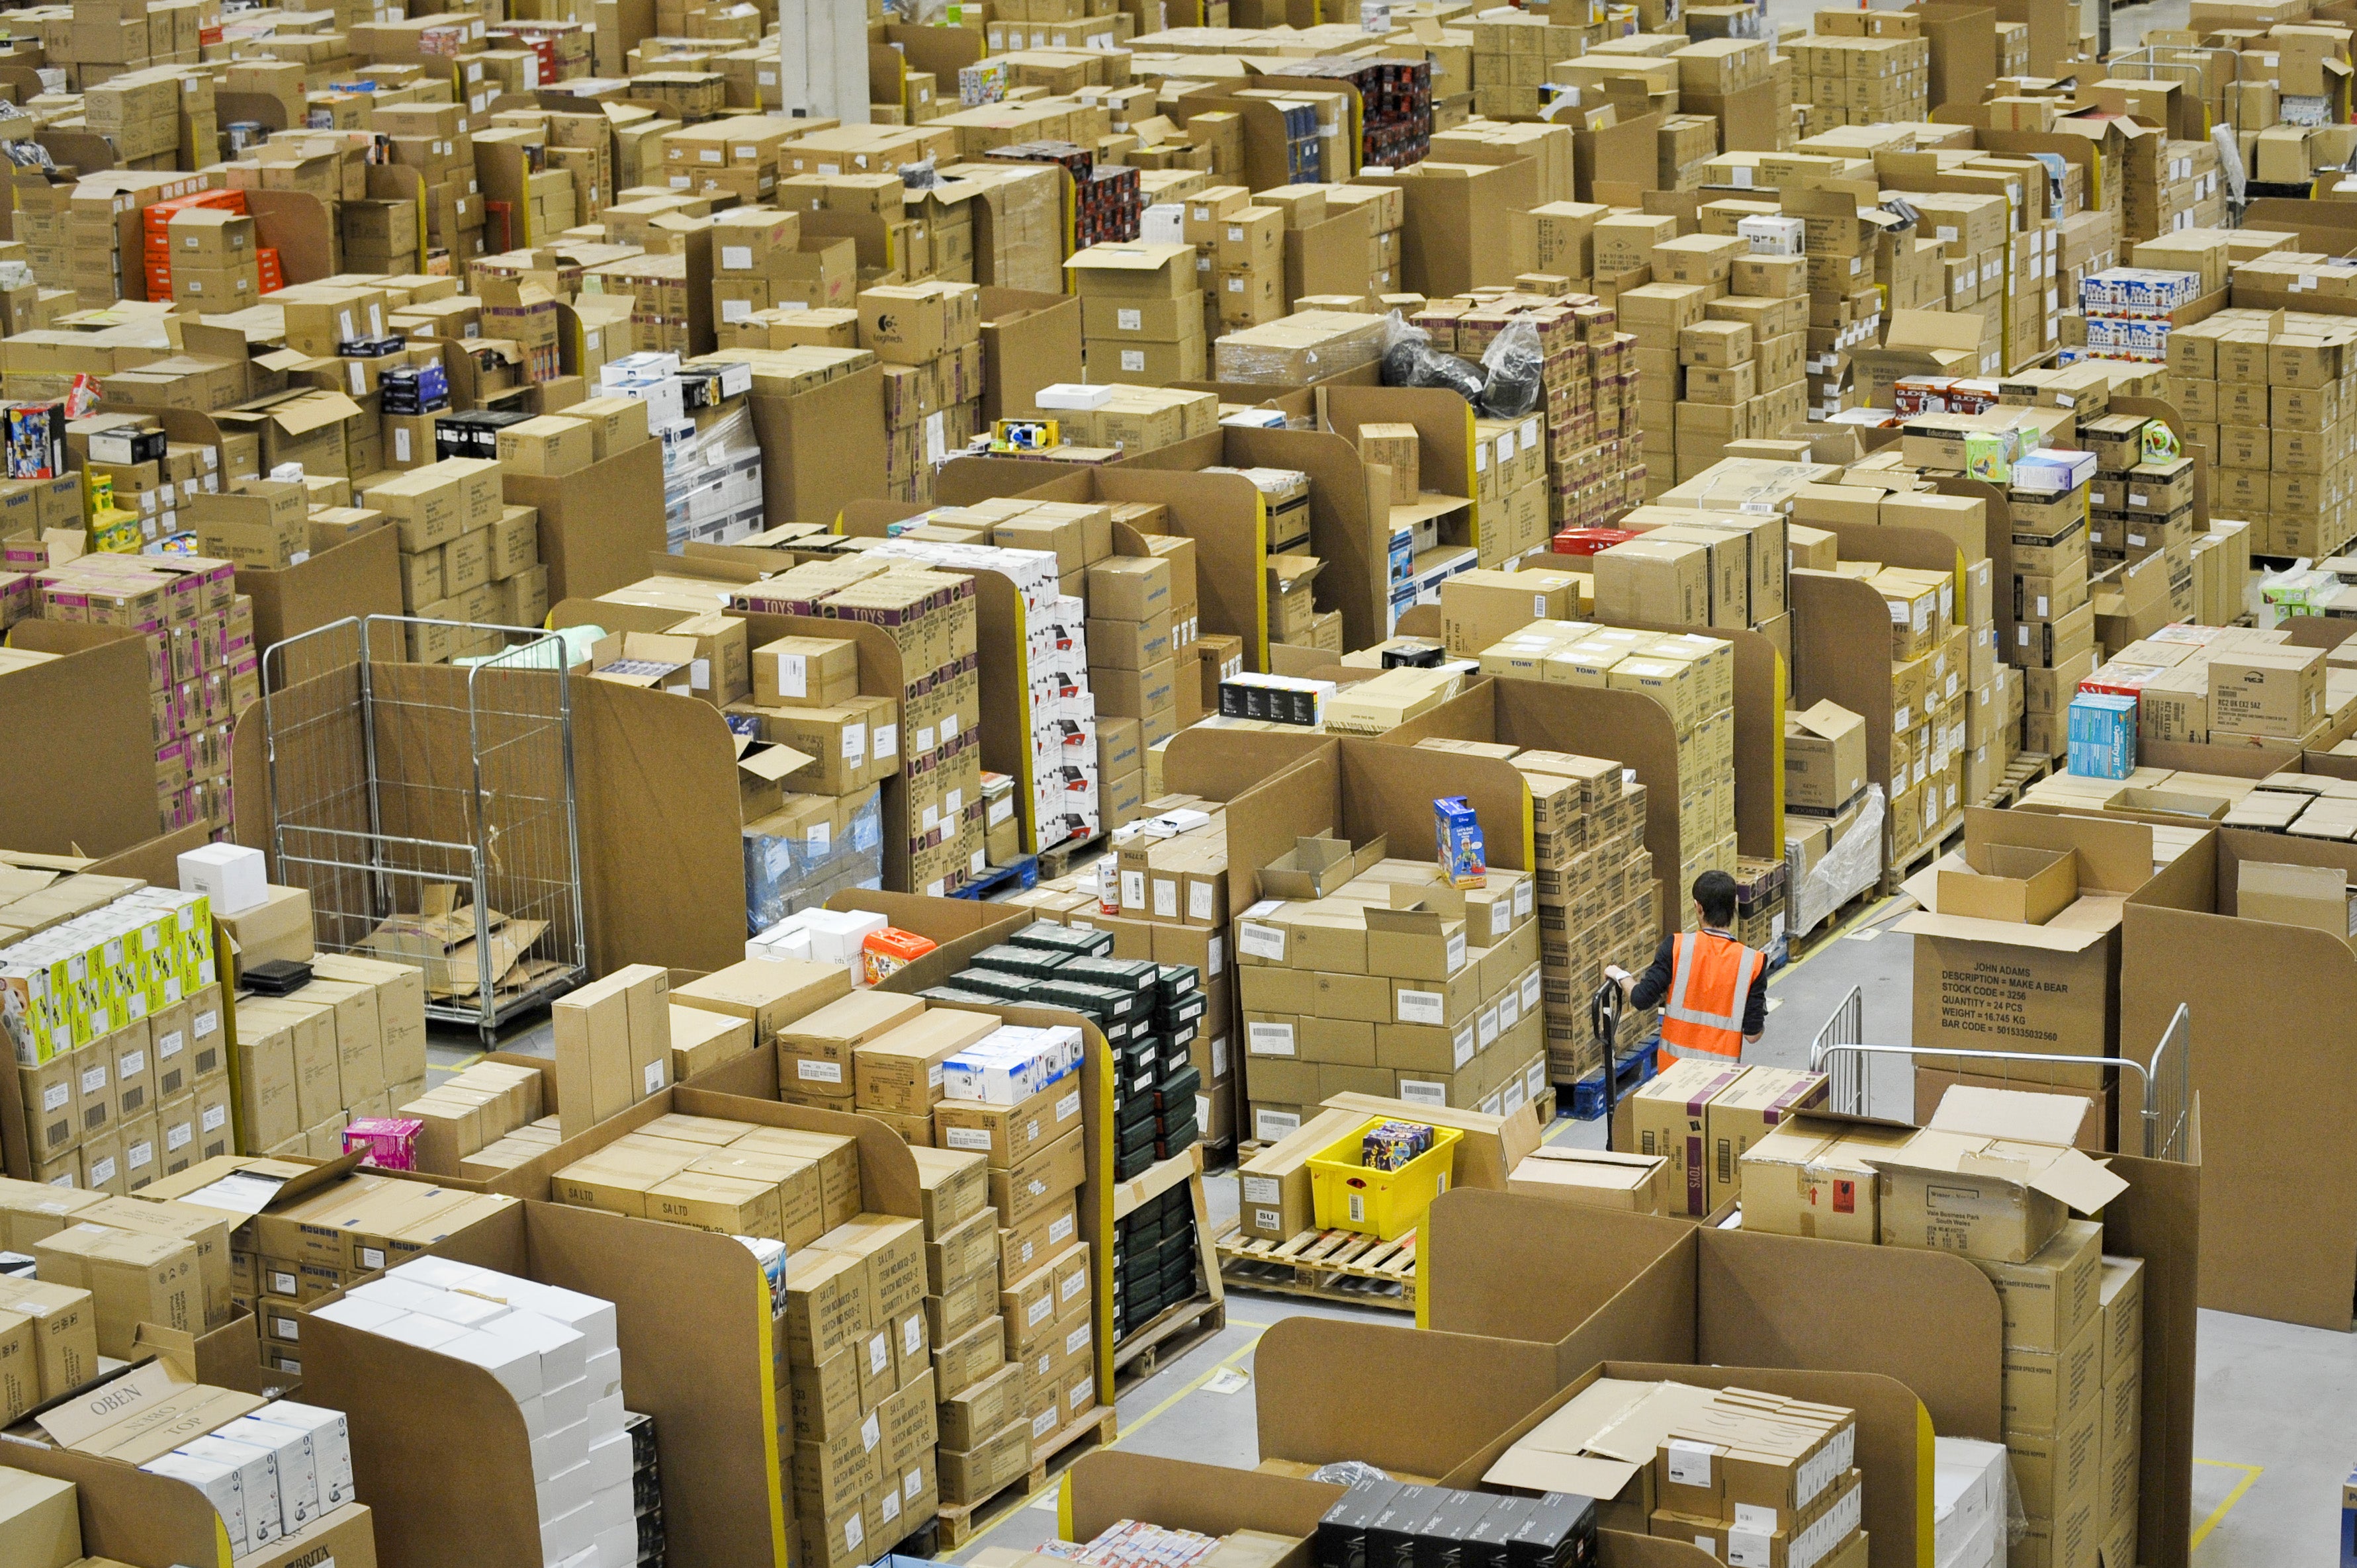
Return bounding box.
[1055,1089,1081,1125]
[721,245,753,271]
[774,651,806,698]
[1446,930,1467,971]
[689,658,710,691]
[1452,1024,1475,1069]
[202,1104,227,1133]
[271,1268,297,1295]
[1247,1021,1296,1057]
[1122,349,1145,372]
[1028,1293,1053,1327]
[1514,879,1533,918]
[644,1061,665,1095]
[1398,1078,1446,1107]
[79,1067,105,1094]
[1666,1440,1714,1486]
[1153,879,1178,919]
[1238,922,1285,961]
[880,1488,901,1526]
[797,1060,844,1084]
[1118,308,1142,331]
[1048,1211,1075,1247]
[1241,1174,1280,1206]
[842,722,865,761]
[946,1127,990,1151]
[844,1513,864,1553]
[1396,988,1445,1025]
[1732,1504,1777,1535]
[167,1121,193,1151]
[1121,870,1146,907]
[905,1469,923,1503]
[1526,1060,1546,1098]
[1253,1205,1282,1230]
[1522,969,1543,1012]
[1503,1078,1525,1113]
[876,724,899,762]
[1256,1108,1300,1141]
[1499,987,1520,1029]
[42,1084,67,1113]
[128,1138,152,1170]
[944,711,960,739]
[1477,1004,1499,1047]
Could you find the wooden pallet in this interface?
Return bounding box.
[1879,827,1952,896]
[1113,1294,1227,1391]
[934,1406,1120,1549]
[1213,1220,1418,1310]
[1976,754,2055,812]
[1037,832,1106,881]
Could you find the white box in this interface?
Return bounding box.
[584,1346,623,1399]
[541,1373,590,1432]
[500,1280,619,1359]
[183,1434,282,1547]
[588,1479,635,1532]
[177,844,269,914]
[263,1395,351,1508]
[306,1296,404,1333]
[217,1415,321,1533]
[486,1309,590,1388]
[376,1311,468,1354]
[531,1417,592,1483]
[443,1325,545,1404]
[541,1499,597,1568]
[588,1388,627,1436]
[587,1426,633,1491]
[595,1521,640,1568]
[143,1448,250,1555]
[538,1458,597,1525]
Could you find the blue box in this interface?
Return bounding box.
[2067,692,2138,780]
[1435,796,1486,888]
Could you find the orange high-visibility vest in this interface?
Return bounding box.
[1657,930,1763,1064]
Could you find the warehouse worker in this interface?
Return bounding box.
[1605,869,1767,1064]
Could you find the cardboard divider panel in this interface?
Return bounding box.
[1066,1451,1345,1543]
[1378,679,1682,941]
[1220,733,1531,923]
[1591,620,1786,859]
[0,622,161,856]
[1253,1316,1562,1477]
[506,437,668,605]
[1423,1189,1693,1351]
[0,1446,242,1567]
[750,366,887,526]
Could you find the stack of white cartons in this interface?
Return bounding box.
[314,1260,631,1568]
[872,538,1100,850]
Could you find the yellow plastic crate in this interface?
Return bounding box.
[1308,1117,1463,1240]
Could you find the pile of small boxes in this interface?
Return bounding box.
[317,1258,637,1567]
[15,533,252,832]
[1069,241,1204,388]
[360,456,547,662]
[735,550,983,894]
[857,280,985,505]
[1790,14,1930,132]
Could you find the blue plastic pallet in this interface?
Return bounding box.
[1566,1041,1660,1121]
[951,854,1039,900]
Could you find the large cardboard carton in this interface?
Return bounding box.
[1505,1147,1669,1213]
[1867,1090,2129,1262]
[1628,1059,1750,1217]
[1785,701,1866,810]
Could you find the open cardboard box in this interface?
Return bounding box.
[1935,841,2079,925]
[1259,832,1389,900]
[1898,808,2211,1070]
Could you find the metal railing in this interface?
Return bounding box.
[1808,989,2193,1162]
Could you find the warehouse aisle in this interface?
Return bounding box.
[422,879,2348,1565]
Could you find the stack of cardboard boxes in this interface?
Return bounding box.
[1069,241,1204,387]
[235,953,431,1163]
[359,456,529,664]
[1631,1062,1830,1219]
[929,1020,1094,1495]
[1790,19,1930,132]
[736,553,983,894]
[544,963,674,1135]
[1178,191,1284,333]
[1474,612,1735,907]
[858,281,984,505]
[1237,848,1544,1141]
[1615,224,1807,493]
[726,623,894,924]
[1086,553,1178,829]
[25,546,253,833]
[2083,625,2329,752]
[2164,306,2356,561]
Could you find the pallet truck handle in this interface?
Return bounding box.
[1591,978,1625,1152]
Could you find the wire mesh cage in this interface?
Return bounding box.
[1809,987,2194,1162]
[261,616,589,1044]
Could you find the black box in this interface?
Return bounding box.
[1319,1481,1409,1568]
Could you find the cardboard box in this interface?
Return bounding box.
[1628,1059,1750,1217]
[1505,1147,1668,1213]
[1784,701,1865,810]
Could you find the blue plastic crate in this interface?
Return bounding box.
[1567,1041,1660,1121]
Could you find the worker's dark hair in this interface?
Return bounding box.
[1692,870,1738,928]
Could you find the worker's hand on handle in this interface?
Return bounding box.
[1604,964,1632,992]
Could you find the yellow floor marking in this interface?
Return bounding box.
[2190,1459,2264,1550]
